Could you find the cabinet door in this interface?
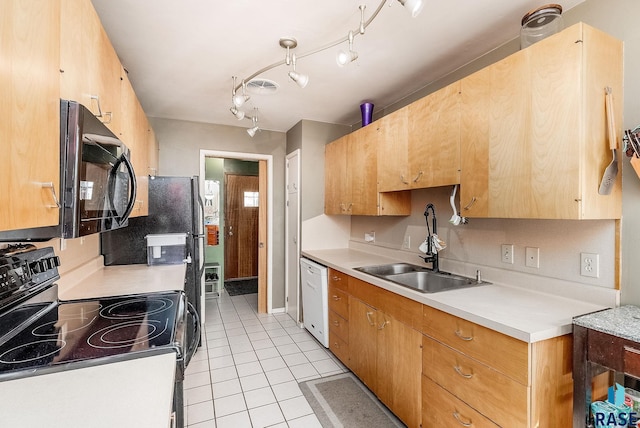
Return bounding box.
[60,0,122,135]
[348,298,378,391]
[409,81,461,189]
[349,126,378,215]
[120,71,149,217]
[377,107,410,192]
[377,313,422,428]
[324,137,349,215]
[0,0,61,231]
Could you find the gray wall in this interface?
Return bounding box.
[349,0,640,304]
[286,120,350,221]
[150,117,288,309]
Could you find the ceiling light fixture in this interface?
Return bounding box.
[247,109,260,137]
[232,80,250,107]
[397,0,424,18]
[336,30,358,67]
[229,106,245,120]
[288,54,309,88]
[229,0,423,122]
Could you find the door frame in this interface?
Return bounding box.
[200,150,273,313]
[285,149,301,324]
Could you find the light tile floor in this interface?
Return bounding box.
[183,291,349,427]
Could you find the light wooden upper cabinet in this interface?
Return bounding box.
[325,125,411,216]
[60,0,122,135]
[0,0,61,232]
[460,23,623,219]
[120,71,150,217]
[378,82,461,192]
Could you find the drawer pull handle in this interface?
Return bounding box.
[454,365,474,379]
[454,330,473,341]
[331,276,341,281]
[400,174,410,185]
[332,320,340,326]
[332,295,341,301]
[453,411,473,427]
[413,171,423,183]
[366,311,375,326]
[463,197,477,211]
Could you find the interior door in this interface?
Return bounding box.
[224,174,259,280]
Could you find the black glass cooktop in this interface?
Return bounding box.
[0,292,184,378]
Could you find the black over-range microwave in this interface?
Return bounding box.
[0,100,137,242]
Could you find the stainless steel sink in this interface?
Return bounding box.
[354,263,488,294]
[354,263,426,276]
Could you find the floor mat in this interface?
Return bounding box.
[299,372,405,428]
[224,278,258,296]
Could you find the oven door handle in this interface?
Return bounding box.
[185,300,201,367]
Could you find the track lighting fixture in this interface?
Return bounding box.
[288,54,309,88]
[229,106,245,120]
[233,80,250,107]
[397,0,424,18]
[247,109,260,137]
[229,0,423,122]
[336,31,358,67]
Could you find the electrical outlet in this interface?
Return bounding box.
[525,247,540,268]
[365,231,375,243]
[581,253,599,278]
[402,235,411,249]
[501,244,514,264]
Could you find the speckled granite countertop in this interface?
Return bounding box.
[573,305,640,343]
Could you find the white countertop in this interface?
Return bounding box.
[58,258,186,300]
[0,353,176,428]
[302,248,609,343]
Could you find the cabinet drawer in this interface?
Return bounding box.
[328,269,349,292]
[328,285,349,319]
[423,336,528,427]
[329,310,349,343]
[329,331,349,366]
[422,375,499,428]
[422,305,528,384]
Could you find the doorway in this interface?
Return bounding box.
[200,150,272,314]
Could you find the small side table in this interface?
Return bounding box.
[573,305,640,427]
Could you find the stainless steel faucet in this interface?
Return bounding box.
[419,203,439,272]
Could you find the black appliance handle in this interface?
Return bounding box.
[113,153,137,225]
[197,195,206,277]
[185,300,201,367]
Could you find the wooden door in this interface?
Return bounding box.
[377,312,422,428]
[409,81,461,189]
[349,127,378,215]
[348,298,378,391]
[377,107,410,192]
[0,0,61,232]
[324,137,349,215]
[224,174,259,280]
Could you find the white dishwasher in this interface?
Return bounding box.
[300,258,329,348]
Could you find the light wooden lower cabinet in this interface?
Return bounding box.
[422,306,573,427]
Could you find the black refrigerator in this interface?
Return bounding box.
[100,176,204,340]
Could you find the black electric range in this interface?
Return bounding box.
[0,245,199,428]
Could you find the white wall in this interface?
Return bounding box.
[150,117,288,309]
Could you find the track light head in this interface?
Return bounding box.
[288,54,309,88]
[233,93,250,107]
[397,0,424,17]
[247,125,259,137]
[336,50,358,67]
[229,106,245,120]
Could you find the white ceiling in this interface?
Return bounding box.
[91,0,583,133]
